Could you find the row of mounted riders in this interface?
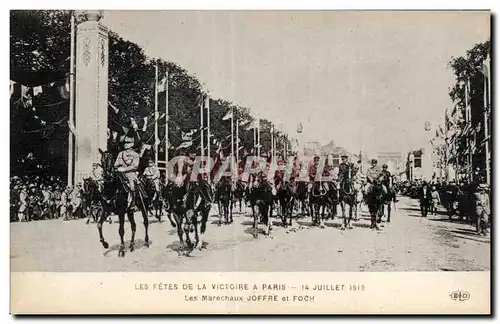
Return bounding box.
[83,161,395,258]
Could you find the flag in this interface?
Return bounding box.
[33,86,43,96]
[204,95,210,109]
[10,80,15,97]
[181,131,193,141]
[296,122,303,133]
[68,120,77,136]
[177,141,193,149]
[157,77,167,93]
[21,85,29,98]
[109,103,119,114]
[222,110,233,121]
[142,117,148,132]
[58,84,69,100]
[245,119,259,130]
[130,117,139,130]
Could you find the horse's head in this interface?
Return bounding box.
[99,149,115,180]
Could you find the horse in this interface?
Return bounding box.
[165,174,213,254]
[366,179,386,230]
[339,165,357,230]
[215,177,233,225]
[295,180,309,216]
[95,149,150,257]
[276,179,296,227]
[309,181,329,228]
[232,179,246,214]
[140,176,163,222]
[353,180,365,221]
[247,178,274,238]
[379,177,396,223]
[82,177,104,224]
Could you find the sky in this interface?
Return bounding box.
[102,10,489,157]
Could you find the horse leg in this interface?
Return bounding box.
[118,213,126,257]
[127,211,137,252]
[176,214,185,253]
[319,204,325,228]
[387,204,391,223]
[253,205,259,238]
[230,198,234,223]
[340,201,346,230]
[97,210,110,249]
[138,196,150,248]
[347,204,353,229]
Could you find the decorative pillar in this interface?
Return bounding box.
[74,10,109,183]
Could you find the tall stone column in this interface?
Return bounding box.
[74,10,109,183]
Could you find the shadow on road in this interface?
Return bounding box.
[103,238,151,257]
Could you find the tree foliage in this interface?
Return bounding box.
[10,10,291,178]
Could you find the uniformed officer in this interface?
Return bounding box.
[474,183,490,236]
[337,154,352,188]
[92,162,104,192]
[307,155,320,193]
[143,158,161,192]
[380,164,392,189]
[365,159,387,195]
[114,136,140,205]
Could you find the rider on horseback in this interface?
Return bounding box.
[365,159,387,196]
[92,162,104,192]
[307,156,320,193]
[143,158,161,193]
[337,154,352,189]
[380,164,392,193]
[114,136,140,206]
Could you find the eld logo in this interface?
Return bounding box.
[450,290,470,301]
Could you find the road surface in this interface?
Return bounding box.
[10,196,490,272]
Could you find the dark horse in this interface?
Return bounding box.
[165,175,213,255]
[96,149,150,257]
[366,180,385,230]
[276,179,296,227]
[247,177,274,238]
[140,176,163,222]
[215,177,233,225]
[379,177,396,223]
[232,179,246,213]
[82,177,104,225]
[309,181,330,228]
[295,181,309,216]
[339,165,357,230]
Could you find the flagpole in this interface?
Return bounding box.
[67,11,75,187]
[154,64,159,165]
[200,93,204,159]
[271,124,275,162]
[236,118,239,172]
[257,119,261,157]
[207,95,210,162]
[230,106,234,177]
[165,69,169,165]
[253,127,256,154]
[483,64,490,185]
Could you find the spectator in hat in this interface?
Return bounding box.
[418,181,433,217]
[430,185,441,215]
[474,183,490,236]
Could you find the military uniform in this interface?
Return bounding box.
[143,162,161,192]
[364,160,387,195]
[92,163,104,191]
[114,138,140,193]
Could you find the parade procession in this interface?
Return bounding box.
[10,10,491,272]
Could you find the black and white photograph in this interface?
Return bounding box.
[9,9,491,314]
